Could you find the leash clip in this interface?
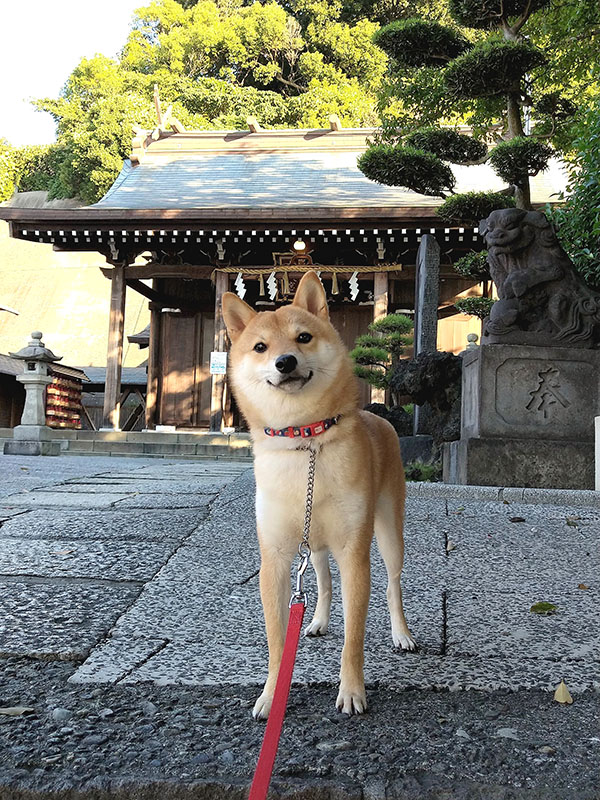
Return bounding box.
[289,544,310,607]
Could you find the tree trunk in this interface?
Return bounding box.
[506,91,532,210]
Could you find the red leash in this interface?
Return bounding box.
[249,447,316,800]
[248,600,306,800]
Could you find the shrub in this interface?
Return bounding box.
[444,40,546,99]
[453,250,490,281]
[405,127,488,165]
[373,19,470,67]
[448,0,551,29]
[489,136,553,183]
[437,191,515,226]
[358,144,455,196]
[454,296,496,319]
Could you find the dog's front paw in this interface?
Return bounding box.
[393,630,418,652]
[252,691,273,720]
[305,617,328,637]
[336,686,367,716]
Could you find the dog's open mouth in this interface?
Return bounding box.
[267,371,313,391]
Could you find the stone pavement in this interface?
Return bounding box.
[0,453,599,799]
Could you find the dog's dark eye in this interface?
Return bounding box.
[253,342,267,353]
[297,332,312,344]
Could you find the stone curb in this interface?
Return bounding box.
[406,481,600,507]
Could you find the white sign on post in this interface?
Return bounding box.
[210,351,228,375]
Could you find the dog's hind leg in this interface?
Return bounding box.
[374,494,417,652]
[305,548,332,636]
[252,540,295,720]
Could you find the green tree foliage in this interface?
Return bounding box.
[350,312,413,401]
[550,100,600,290]
[18,0,393,203]
[359,0,598,223]
[454,296,495,319]
[0,141,62,202]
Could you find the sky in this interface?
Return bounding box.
[0,0,143,146]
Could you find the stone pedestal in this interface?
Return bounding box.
[444,344,600,489]
[4,424,61,456]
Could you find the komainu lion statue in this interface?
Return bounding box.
[479,208,600,348]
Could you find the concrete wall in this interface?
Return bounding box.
[0,222,149,369]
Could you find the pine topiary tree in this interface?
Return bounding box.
[358,0,576,223]
[350,312,413,404]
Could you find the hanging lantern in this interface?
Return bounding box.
[331,272,339,295]
[259,273,265,296]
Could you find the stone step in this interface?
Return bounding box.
[0,429,253,461]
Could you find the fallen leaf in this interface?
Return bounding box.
[51,549,76,556]
[0,706,34,716]
[510,517,526,523]
[566,519,580,528]
[554,680,573,705]
[530,601,558,615]
[446,540,457,553]
[578,584,589,590]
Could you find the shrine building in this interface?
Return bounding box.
[0,119,566,434]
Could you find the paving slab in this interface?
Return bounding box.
[1,491,135,508]
[58,479,232,494]
[447,586,600,662]
[0,538,177,581]
[0,508,208,542]
[112,493,217,509]
[442,515,599,590]
[0,578,141,660]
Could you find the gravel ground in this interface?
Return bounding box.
[0,657,599,800]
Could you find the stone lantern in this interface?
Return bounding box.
[4,332,62,456]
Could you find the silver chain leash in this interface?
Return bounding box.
[290,447,316,606]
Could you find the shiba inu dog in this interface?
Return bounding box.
[222,271,416,719]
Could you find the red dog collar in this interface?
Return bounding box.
[264,415,341,439]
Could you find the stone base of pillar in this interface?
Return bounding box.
[4,440,61,456]
[12,424,55,441]
[4,424,61,456]
[443,437,594,490]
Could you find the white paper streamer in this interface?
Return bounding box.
[234,271,246,300]
[267,271,278,301]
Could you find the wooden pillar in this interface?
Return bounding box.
[371,271,389,404]
[210,271,229,432]
[102,265,126,429]
[145,303,161,430]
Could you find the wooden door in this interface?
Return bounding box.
[158,311,214,428]
[329,307,372,409]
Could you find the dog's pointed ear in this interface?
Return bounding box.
[222,292,257,342]
[293,271,329,320]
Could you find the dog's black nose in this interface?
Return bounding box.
[275,354,298,374]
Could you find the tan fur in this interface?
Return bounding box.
[222,272,416,718]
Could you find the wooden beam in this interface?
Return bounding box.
[102,265,126,429]
[145,305,161,430]
[210,271,229,432]
[125,278,197,311]
[371,271,389,405]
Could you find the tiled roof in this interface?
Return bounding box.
[93,128,567,211]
